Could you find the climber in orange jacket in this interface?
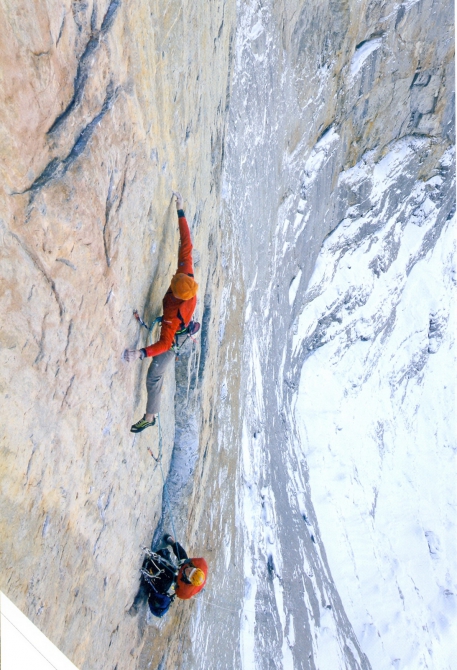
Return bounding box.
[124,191,198,432]
[140,534,208,617]
[163,534,207,599]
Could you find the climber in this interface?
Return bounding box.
[124,191,198,433]
[141,534,208,617]
[161,534,207,598]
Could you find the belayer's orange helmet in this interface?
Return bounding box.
[171,273,198,300]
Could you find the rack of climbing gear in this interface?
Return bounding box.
[172,319,201,358]
[142,548,178,573]
[141,548,178,591]
[133,308,201,359]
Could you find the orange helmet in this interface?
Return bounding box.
[170,273,198,300]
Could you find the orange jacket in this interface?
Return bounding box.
[144,212,197,358]
[175,557,208,600]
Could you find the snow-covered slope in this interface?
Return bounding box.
[292,141,456,669]
[233,139,456,670]
[208,0,456,666]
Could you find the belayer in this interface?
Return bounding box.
[124,191,199,432]
[141,534,208,617]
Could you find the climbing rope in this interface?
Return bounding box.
[199,597,241,615]
[134,308,190,552]
[197,594,272,618]
[147,413,179,548]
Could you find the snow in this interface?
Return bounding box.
[239,320,302,669]
[301,128,340,191]
[371,137,419,187]
[288,271,302,306]
[239,275,363,666]
[220,0,455,663]
[313,607,346,670]
[240,337,265,669]
[292,142,457,668]
[350,38,383,78]
[248,20,264,42]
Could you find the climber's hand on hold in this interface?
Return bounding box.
[173,191,183,211]
[123,349,142,363]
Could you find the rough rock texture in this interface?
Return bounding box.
[0,0,234,667]
[0,0,454,669]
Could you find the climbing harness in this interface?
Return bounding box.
[172,319,201,357]
[133,308,200,358]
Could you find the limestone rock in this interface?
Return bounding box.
[1,0,233,667]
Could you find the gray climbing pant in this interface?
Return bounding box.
[145,350,175,414]
[145,334,187,414]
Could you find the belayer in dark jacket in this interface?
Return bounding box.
[141,535,208,617]
[124,191,198,432]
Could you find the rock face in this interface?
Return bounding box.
[0,0,234,667]
[0,1,454,670]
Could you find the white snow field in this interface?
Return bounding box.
[293,143,457,669]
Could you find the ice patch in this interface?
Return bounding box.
[302,128,340,191]
[288,270,302,306]
[350,38,383,78]
[293,212,304,229]
[248,20,263,41]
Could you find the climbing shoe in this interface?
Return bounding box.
[163,534,175,546]
[130,416,156,433]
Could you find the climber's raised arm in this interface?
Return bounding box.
[173,191,193,276]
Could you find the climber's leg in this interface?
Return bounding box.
[163,534,188,562]
[130,349,175,432]
[145,349,176,415]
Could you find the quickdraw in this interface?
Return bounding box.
[133,310,162,332]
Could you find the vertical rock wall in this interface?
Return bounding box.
[0,0,234,668]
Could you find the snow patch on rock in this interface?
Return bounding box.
[350,39,383,79]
